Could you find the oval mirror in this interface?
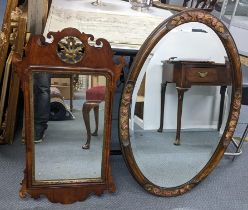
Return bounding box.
[119,10,242,196]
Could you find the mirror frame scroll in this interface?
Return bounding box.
[119,9,242,196]
[13,27,125,204]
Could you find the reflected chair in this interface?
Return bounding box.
[82,85,106,149]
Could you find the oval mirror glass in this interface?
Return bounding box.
[119,10,242,196]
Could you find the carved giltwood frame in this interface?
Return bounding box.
[0,0,18,82]
[13,28,124,204]
[0,1,27,144]
[2,0,49,144]
[119,10,242,196]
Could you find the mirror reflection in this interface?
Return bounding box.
[32,72,106,181]
[130,23,231,187]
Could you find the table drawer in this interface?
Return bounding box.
[186,67,228,84]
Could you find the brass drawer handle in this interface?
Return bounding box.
[198,71,208,78]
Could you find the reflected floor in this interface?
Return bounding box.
[131,129,220,188]
[35,103,104,181]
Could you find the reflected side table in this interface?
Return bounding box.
[157,59,231,145]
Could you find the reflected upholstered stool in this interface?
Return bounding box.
[82,86,105,149]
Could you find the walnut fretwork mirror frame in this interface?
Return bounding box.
[119,9,242,197]
[13,28,124,204]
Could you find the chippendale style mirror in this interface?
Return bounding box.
[119,10,242,196]
[14,28,124,204]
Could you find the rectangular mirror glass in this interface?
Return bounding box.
[31,72,107,182]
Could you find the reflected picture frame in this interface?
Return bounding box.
[13,28,125,204]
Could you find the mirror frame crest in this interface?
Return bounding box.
[119,9,242,197]
[13,27,125,204]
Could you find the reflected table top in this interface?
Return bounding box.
[44,0,173,50]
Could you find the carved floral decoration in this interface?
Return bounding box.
[119,82,134,146]
[57,36,85,64]
[0,32,7,49]
[11,7,22,22]
[167,10,226,35]
[144,183,194,197]
[224,91,241,146]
